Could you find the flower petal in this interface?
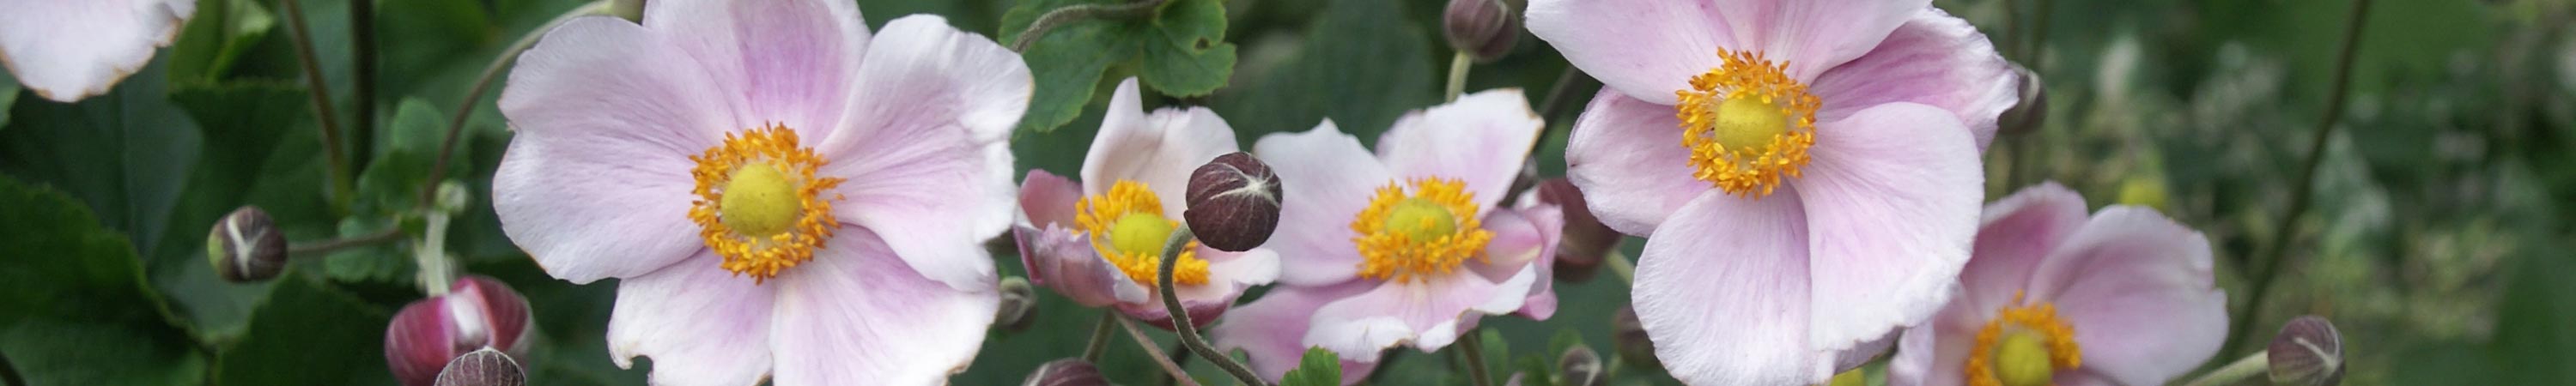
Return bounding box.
[1118,247,1277,329]
[0,0,191,102]
[1212,282,1382,384]
[641,0,866,131]
[1476,206,1563,319]
[1082,77,1241,214]
[1564,90,1710,236]
[1809,8,2017,152]
[819,15,1029,292]
[605,253,775,386]
[1250,121,1394,286]
[2027,208,2227,386]
[1637,189,1829,385]
[494,17,740,283]
[1795,102,1983,352]
[1715,0,1927,81]
[1018,170,1083,228]
[1888,303,1982,386]
[1012,224,1136,307]
[1523,0,1728,104]
[1958,182,2088,315]
[769,228,999,385]
[1306,268,1519,361]
[1377,88,1544,212]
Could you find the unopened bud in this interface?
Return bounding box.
[1997,62,2046,137]
[1534,179,1617,282]
[434,348,526,386]
[387,276,534,386]
[1613,306,1660,370]
[1503,372,1529,386]
[1184,152,1283,252]
[208,206,289,282]
[1021,359,1109,386]
[1443,0,1518,61]
[2268,316,2344,386]
[996,276,1040,332]
[1558,345,1603,386]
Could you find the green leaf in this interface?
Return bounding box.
[1133,0,1236,96]
[0,177,207,385]
[211,273,396,386]
[1279,347,1344,386]
[1211,0,1436,140]
[1,69,18,127]
[0,58,202,264]
[153,81,320,338]
[325,99,462,284]
[167,0,277,81]
[1000,0,1236,133]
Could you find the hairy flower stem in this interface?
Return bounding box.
[2179,352,2269,386]
[1116,317,1205,386]
[2223,0,2372,359]
[1158,226,1266,385]
[276,0,351,208]
[1455,329,1495,386]
[1445,51,1473,102]
[1011,0,1167,52]
[422,2,610,208]
[1084,311,1118,362]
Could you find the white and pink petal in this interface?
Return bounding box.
[769,229,999,385]
[1793,102,1983,352]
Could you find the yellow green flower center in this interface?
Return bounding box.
[1076,180,1211,286]
[1674,49,1820,198]
[687,124,844,283]
[1352,178,1492,283]
[1966,293,2083,386]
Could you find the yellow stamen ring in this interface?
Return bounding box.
[687,124,845,283]
[1674,50,1820,198]
[1352,178,1492,283]
[1965,293,2083,386]
[1075,180,1212,286]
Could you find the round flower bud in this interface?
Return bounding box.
[1534,178,1618,283]
[434,348,526,386]
[1558,344,1604,386]
[1184,152,1284,252]
[1021,359,1109,386]
[1443,0,1519,61]
[996,276,1040,332]
[1503,372,1530,386]
[1997,62,2046,137]
[2268,316,2344,386]
[1612,305,1660,370]
[386,276,534,386]
[208,206,289,282]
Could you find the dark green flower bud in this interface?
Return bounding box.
[997,276,1040,332]
[208,206,289,282]
[434,348,526,386]
[1443,0,1519,61]
[1022,359,1109,386]
[1184,152,1283,252]
[2269,316,2344,386]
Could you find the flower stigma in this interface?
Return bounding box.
[1077,180,1212,286]
[1965,293,2083,386]
[688,124,845,283]
[1352,178,1493,283]
[1674,50,1820,198]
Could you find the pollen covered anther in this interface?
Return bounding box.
[1965,293,2083,386]
[1352,178,1493,283]
[687,124,845,283]
[1674,50,1820,198]
[1076,180,1213,286]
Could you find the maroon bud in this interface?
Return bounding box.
[1534,179,1619,283]
[1559,344,1604,386]
[1021,359,1109,386]
[1184,152,1284,252]
[1443,0,1519,61]
[208,206,289,282]
[434,348,526,386]
[2269,316,2344,386]
[387,276,534,386]
[1613,306,1660,371]
[996,276,1040,332]
[1997,62,2046,137]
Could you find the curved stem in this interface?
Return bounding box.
[349,0,377,168]
[1445,51,1473,102]
[1603,250,1634,284]
[285,227,404,256]
[420,2,608,208]
[2180,352,2269,386]
[1083,311,1118,362]
[1115,317,1204,386]
[1157,226,1266,385]
[1455,329,1494,386]
[2222,0,2372,359]
[1011,0,1166,52]
[276,0,351,207]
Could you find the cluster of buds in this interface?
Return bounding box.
[386,276,534,386]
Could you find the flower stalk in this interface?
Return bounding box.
[1083,311,1117,362]
[276,0,353,207]
[1156,226,1264,385]
[1115,317,1203,386]
[2225,0,2372,359]
[1456,329,1495,386]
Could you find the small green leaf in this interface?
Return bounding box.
[212,273,397,386]
[1001,0,1235,132]
[1008,21,1135,134]
[0,177,207,385]
[167,0,277,81]
[154,81,318,338]
[1279,347,1344,386]
[1133,0,1235,96]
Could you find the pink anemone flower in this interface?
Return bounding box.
[489,0,1030,383]
[1527,0,2020,383]
[1014,77,1281,329]
[1890,183,2227,386]
[0,0,192,102]
[1211,89,1564,384]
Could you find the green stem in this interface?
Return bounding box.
[1157,226,1266,385]
[1604,250,1634,284]
[1456,329,1494,386]
[2180,352,2269,386]
[349,0,377,170]
[284,227,403,256]
[276,0,351,208]
[1445,51,1473,102]
[1010,0,1167,52]
[2222,0,2372,359]
[1083,311,1118,362]
[421,2,608,208]
[1116,316,1205,386]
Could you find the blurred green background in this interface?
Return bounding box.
[2,0,2571,384]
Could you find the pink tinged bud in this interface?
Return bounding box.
[1443,0,1520,61]
[1184,152,1283,252]
[1997,62,2046,137]
[208,206,289,282]
[1022,359,1109,386]
[434,348,526,386]
[2269,316,2344,386]
[1534,178,1617,283]
[386,275,534,386]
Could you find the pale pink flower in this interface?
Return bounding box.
[1889,183,2227,386]
[489,0,1029,383]
[0,0,192,102]
[1527,0,2019,383]
[1013,78,1280,329]
[1211,90,1563,383]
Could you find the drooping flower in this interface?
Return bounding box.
[1525,0,2019,383]
[1013,78,1279,329]
[0,0,192,102]
[1888,183,2227,386]
[386,276,532,386]
[1211,89,1562,383]
[489,0,1030,383]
